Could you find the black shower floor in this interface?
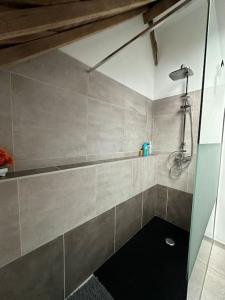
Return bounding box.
[95,217,189,300]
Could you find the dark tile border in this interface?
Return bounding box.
[0,155,140,181]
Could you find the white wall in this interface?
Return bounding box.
[61,15,155,99]
[61,0,207,101]
[154,0,207,99]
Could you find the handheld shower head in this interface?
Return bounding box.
[169,64,194,81]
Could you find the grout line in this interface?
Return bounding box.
[17,178,23,256]
[63,234,66,299]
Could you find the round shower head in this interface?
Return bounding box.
[169,65,194,81]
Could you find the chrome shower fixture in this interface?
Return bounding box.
[168,65,194,179]
[169,64,194,81]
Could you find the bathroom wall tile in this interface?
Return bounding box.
[132,158,143,196]
[115,194,142,251]
[146,100,153,138]
[19,167,96,254]
[193,89,202,114]
[153,92,195,116]
[0,237,64,300]
[0,180,21,268]
[12,74,87,170]
[185,109,200,156]
[153,112,183,152]
[143,156,156,191]
[142,185,157,226]
[187,155,197,193]
[15,155,87,171]
[6,50,88,94]
[124,109,148,152]
[167,188,193,230]
[87,98,125,155]
[156,154,188,192]
[142,185,167,226]
[96,160,132,214]
[87,151,137,162]
[0,71,13,158]
[156,184,167,219]
[64,209,115,296]
[89,71,126,108]
[125,92,147,116]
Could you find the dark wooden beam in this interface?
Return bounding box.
[1,0,83,6]
[0,0,154,41]
[0,31,55,46]
[0,8,146,65]
[150,28,158,65]
[143,0,180,23]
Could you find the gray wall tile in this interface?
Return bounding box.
[153,112,183,152]
[87,98,125,155]
[143,156,156,191]
[0,71,13,163]
[142,185,167,226]
[142,186,157,226]
[146,100,153,139]
[156,185,167,219]
[96,160,132,214]
[0,237,64,300]
[156,154,188,192]
[115,194,142,251]
[12,74,87,170]
[64,209,115,296]
[19,167,96,254]
[89,71,126,108]
[153,92,195,115]
[133,156,156,197]
[124,109,148,152]
[125,93,147,116]
[132,158,143,196]
[6,50,88,95]
[0,180,20,268]
[187,155,197,193]
[167,188,193,231]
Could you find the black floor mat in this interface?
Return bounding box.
[69,276,114,300]
[95,217,189,300]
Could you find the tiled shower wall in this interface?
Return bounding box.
[152,91,201,193]
[0,50,200,299]
[0,50,152,171]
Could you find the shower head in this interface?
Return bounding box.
[169,65,194,81]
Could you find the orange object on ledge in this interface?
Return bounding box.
[0,148,13,167]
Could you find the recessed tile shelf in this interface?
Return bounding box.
[0,154,157,181]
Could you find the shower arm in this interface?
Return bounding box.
[87,0,192,73]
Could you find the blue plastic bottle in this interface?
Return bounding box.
[142,142,149,157]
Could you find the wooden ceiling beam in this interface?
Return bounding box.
[1,0,83,6]
[143,0,180,23]
[0,0,154,41]
[0,7,146,66]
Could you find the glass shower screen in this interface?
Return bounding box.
[188,0,225,297]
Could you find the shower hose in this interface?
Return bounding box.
[167,102,194,179]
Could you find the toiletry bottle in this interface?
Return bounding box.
[142,143,149,157]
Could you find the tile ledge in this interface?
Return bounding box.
[0,154,158,181]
